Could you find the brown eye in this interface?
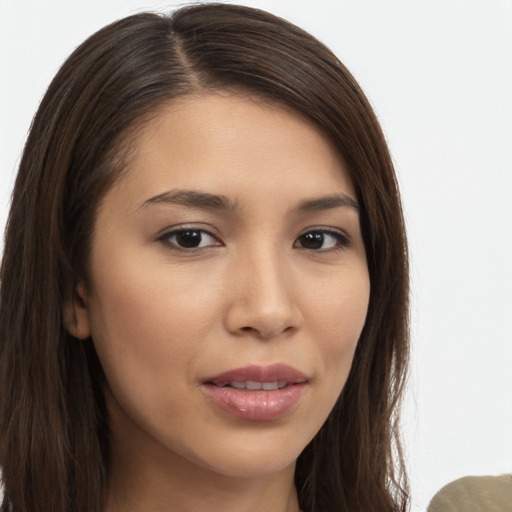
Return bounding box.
[297,231,324,250]
[161,229,221,250]
[294,230,350,251]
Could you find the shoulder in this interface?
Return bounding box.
[427,474,512,512]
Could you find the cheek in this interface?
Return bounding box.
[85,252,224,400]
[86,262,225,449]
[89,249,219,340]
[306,268,370,388]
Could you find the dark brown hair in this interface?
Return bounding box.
[0,4,409,511]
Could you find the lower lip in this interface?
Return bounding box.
[201,383,306,421]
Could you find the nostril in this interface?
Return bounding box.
[240,326,260,334]
[238,324,297,339]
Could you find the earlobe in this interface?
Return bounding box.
[64,282,91,340]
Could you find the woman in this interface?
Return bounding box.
[0,4,409,512]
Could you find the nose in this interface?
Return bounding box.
[224,248,303,339]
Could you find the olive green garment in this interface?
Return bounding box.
[427,474,512,512]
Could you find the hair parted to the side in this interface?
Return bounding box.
[0,4,409,512]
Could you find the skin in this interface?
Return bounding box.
[70,93,370,512]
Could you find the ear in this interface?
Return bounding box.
[63,281,91,339]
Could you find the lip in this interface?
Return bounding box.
[201,364,308,421]
[204,363,308,384]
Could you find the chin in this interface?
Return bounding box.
[200,449,299,479]
[175,427,307,479]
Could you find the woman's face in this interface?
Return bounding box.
[73,93,370,479]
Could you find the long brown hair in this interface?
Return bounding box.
[0,4,409,511]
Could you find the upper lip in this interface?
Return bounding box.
[204,363,308,384]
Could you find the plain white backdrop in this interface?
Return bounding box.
[1,1,511,510]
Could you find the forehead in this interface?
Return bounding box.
[105,93,355,211]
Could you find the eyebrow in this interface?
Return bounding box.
[139,189,238,211]
[296,194,359,212]
[139,189,359,213]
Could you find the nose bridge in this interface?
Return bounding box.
[248,244,291,307]
[225,240,301,338]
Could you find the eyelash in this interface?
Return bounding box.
[293,229,351,252]
[158,227,221,251]
[158,227,351,253]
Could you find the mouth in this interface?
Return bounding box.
[209,380,292,390]
[201,364,308,421]
[203,363,308,386]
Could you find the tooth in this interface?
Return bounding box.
[278,381,288,389]
[246,381,262,390]
[230,382,246,389]
[262,382,278,390]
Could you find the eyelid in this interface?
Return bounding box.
[156,222,221,238]
[298,226,350,239]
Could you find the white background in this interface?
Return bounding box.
[1,1,511,510]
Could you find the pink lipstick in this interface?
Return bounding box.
[201,364,307,421]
